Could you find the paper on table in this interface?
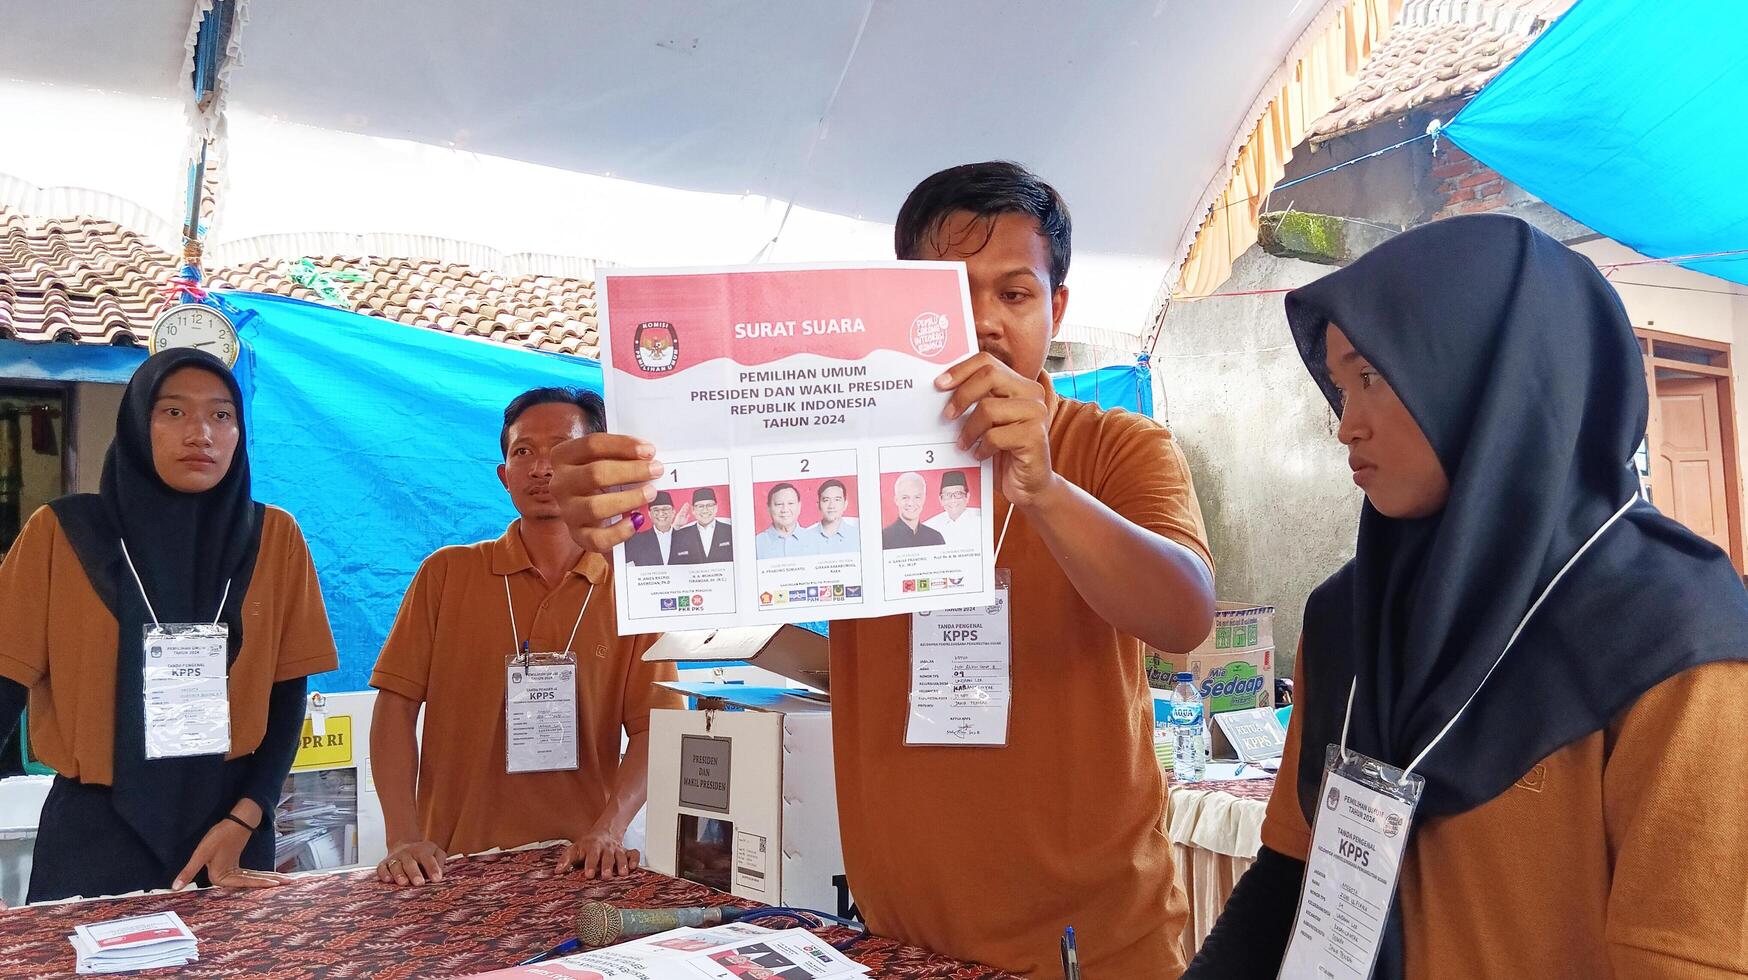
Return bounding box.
[466,925,869,979]
[684,928,869,979]
[69,911,199,975]
[1201,761,1276,781]
[630,923,779,956]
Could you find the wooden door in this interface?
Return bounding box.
[1654,376,1732,553]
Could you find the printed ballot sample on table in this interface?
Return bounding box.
[643,626,848,918]
[68,912,199,974]
[599,262,996,634]
[465,924,870,979]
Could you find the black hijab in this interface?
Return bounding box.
[1286,215,1748,974]
[50,347,265,866]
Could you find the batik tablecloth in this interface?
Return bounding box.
[1,845,1016,979]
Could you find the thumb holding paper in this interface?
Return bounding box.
[552,434,665,554]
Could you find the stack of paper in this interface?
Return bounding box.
[470,923,871,979]
[67,912,199,974]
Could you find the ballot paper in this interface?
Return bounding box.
[68,911,198,974]
[599,262,996,634]
[468,925,870,980]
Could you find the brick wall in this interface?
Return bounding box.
[1431,145,1515,220]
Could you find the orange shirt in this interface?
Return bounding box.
[369,522,682,856]
[0,505,338,783]
[1264,656,1748,978]
[830,386,1213,979]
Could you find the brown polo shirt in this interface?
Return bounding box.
[1264,655,1748,978]
[830,383,1213,978]
[0,505,338,784]
[370,522,682,856]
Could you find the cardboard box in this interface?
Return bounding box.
[645,688,846,915]
[643,626,847,915]
[645,624,829,693]
[1147,602,1276,760]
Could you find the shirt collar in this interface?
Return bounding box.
[490,520,608,584]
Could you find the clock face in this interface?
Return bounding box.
[151,304,240,367]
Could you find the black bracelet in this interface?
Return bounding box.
[224,813,259,834]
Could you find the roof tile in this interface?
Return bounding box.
[0,208,600,359]
[1307,18,1534,141]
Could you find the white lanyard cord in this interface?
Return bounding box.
[503,574,597,660]
[118,537,232,628]
[1338,495,1637,785]
[994,504,1016,564]
[1338,675,1358,762]
[564,584,598,655]
[503,575,519,656]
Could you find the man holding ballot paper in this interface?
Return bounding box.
[554,162,1215,978]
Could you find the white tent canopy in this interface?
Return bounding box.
[0,0,1341,343]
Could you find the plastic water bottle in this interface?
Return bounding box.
[1170,672,1207,783]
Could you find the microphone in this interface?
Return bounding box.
[574,901,751,947]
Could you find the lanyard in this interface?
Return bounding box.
[1339,495,1636,785]
[502,574,596,662]
[118,537,231,627]
[994,503,1015,563]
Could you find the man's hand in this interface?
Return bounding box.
[938,353,1057,507]
[551,434,663,554]
[172,802,293,891]
[377,840,447,886]
[556,831,640,881]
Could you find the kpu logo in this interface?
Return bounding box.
[634,321,680,373]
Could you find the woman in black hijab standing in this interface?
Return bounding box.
[1188,215,1748,978]
[0,348,338,904]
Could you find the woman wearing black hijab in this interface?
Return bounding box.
[1188,215,1748,978]
[0,348,337,904]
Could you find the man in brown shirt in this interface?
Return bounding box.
[550,163,1216,977]
[369,388,680,886]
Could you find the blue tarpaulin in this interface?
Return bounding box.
[1051,360,1154,416]
[44,293,1148,691]
[0,338,146,383]
[221,292,603,692]
[1445,0,1748,286]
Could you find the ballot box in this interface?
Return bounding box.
[0,774,52,906]
[643,625,848,917]
[274,689,388,873]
